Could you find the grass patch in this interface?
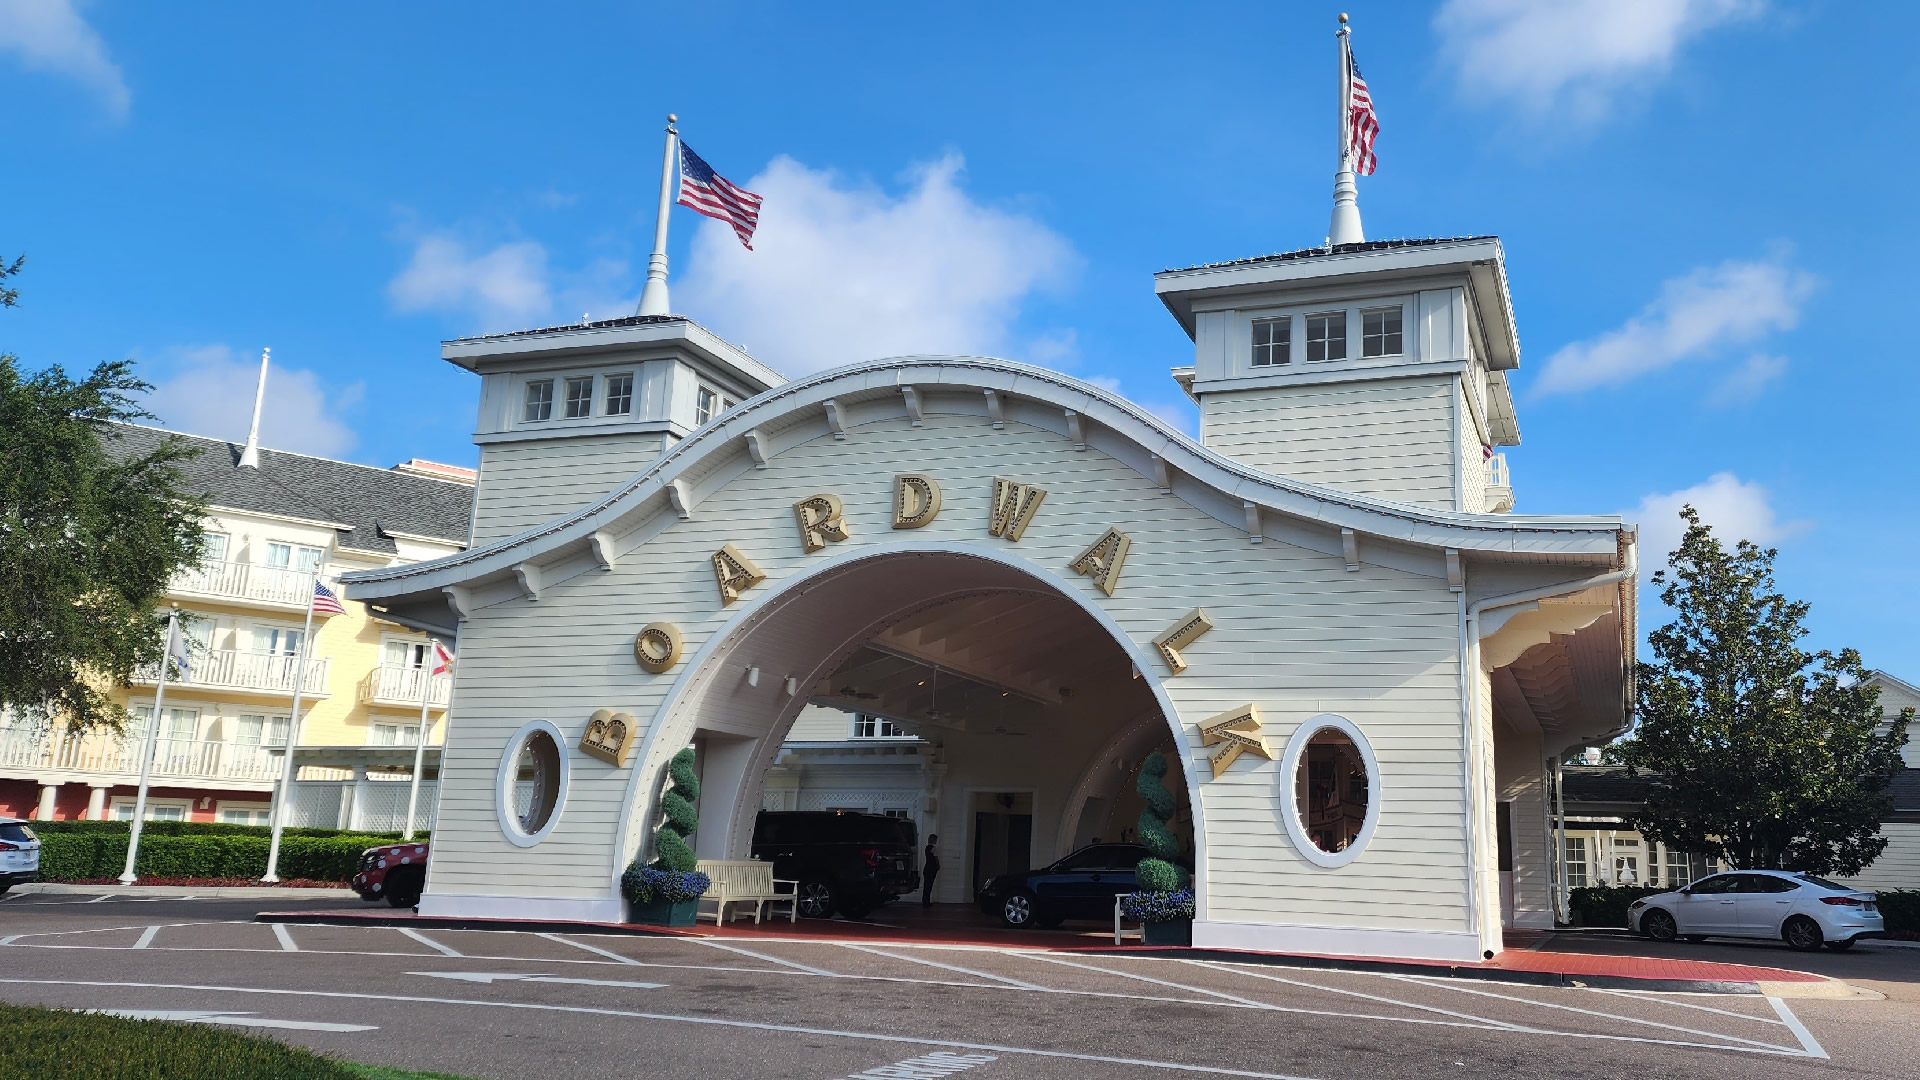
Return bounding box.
[0,1004,475,1079]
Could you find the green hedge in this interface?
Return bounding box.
[0,1002,475,1079]
[38,832,394,883]
[1568,885,1668,927]
[1877,889,1920,935]
[29,820,425,841]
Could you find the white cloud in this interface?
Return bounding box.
[1706,352,1788,407]
[388,234,552,329]
[1532,257,1814,397]
[0,0,129,118]
[676,153,1078,376]
[144,345,361,459]
[1630,472,1809,573]
[1433,0,1761,124]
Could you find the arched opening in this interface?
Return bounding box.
[620,545,1200,931]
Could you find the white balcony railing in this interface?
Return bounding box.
[358,664,452,709]
[0,729,281,784]
[135,648,330,697]
[169,558,314,608]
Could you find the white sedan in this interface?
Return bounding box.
[0,817,40,894]
[1629,869,1884,951]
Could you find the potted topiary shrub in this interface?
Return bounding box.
[1121,751,1193,946]
[624,747,709,926]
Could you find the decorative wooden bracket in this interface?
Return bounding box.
[901,385,924,427]
[1151,453,1173,494]
[590,531,619,572]
[1064,409,1086,450]
[1243,502,1263,543]
[668,478,694,520]
[824,398,848,440]
[744,429,770,469]
[1341,528,1360,572]
[513,562,543,602]
[983,389,1005,429]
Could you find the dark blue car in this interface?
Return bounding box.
[977,843,1154,928]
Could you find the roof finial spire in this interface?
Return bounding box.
[238,347,269,469]
[1327,13,1365,247]
[636,113,680,317]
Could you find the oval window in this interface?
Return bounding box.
[496,720,569,846]
[1279,714,1379,868]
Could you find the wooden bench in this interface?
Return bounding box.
[695,859,799,925]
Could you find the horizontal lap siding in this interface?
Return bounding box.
[1838,823,1920,891]
[431,413,1471,931]
[471,434,666,544]
[1201,377,1457,508]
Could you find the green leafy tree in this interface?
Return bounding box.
[0,257,206,733]
[1134,751,1185,892]
[651,747,700,872]
[1617,506,1910,874]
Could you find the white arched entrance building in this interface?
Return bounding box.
[346,237,1635,962]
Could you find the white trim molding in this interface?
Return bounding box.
[495,719,571,848]
[417,892,625,923]
[1278,713,1382,869]
[1192,920,1483,963]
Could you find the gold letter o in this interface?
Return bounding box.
[634,622,683,674]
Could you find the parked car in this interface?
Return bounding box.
[0,818,40,894]
[351,841,429,908]
[977,843,1161,928]
[750,811,918,920]
[1629,869,1885,952]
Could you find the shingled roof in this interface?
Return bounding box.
[101,422,472,556]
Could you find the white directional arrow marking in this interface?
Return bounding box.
[89,1009,377,1033]
[408,971,665,989]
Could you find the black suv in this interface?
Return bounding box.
[750,811,919,920]
[977,843,1156,928]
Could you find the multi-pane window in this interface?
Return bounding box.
[1305,312,1347,362]
[852,713,909,739]
[1362,306,1403,357]
[1663,845,1692,887]
[371,722,421,746]
[234,713,290,746]
[252,626,304,656]
[695,386,717,426]
[563,377,594,419]
[604,373,634,416]
[132,706,199,743]
[1251,318,1291,367]
[384,639,429,669]
[522,379,554,422]
[219,806,272,825]
[202,532,230,563]
[1563,836,1588,887]
[265,542,324,572]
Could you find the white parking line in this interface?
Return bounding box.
[835,944,1049,989]
[132,926,160,950]
[0,977,1324,1080]
[1181,960,1536,1032]
[396,927,462,957]
[691,937,846,977]
[272,924,298,952]
[1016,953,1278,1010]
[1381,974,1803,1054]
[1586,987,1788,1025]
[1767,997,1828,1060]
[536,933,643,966]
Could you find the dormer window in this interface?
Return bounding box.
[604,373,634,416]
[563,377,594,419]
[1306,312,1347,362]
[695,386,716,425]
[522,380,554,422]
[1251,318,1291,367]
[1362,306,1403,357]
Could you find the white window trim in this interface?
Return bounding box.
[521,377,557,424]
[1279,713,1381,869]
[604,372,636,416]
[1359,304,1405,359]
[562,375,596,420]
[215,800,273,825]
[1235,294,1416,374]
[109,795,193,822]
[495,719,570,847]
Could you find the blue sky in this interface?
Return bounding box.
[4,2,1916,676]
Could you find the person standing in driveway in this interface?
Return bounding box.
[922,833,940,907]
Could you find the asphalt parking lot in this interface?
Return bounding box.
[2,892,1917,1079]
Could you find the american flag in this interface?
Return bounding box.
[431,640,455,676]
[1347,54,1379,177]
[677,141,763,250]
[311,581,346,616]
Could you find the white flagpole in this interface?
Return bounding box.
[635,113,680,317]
[262,563,325,882]
[401,640,441,842]
[1327,13,1365,247]
[119,605,180,884]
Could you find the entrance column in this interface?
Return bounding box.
[33,782,59,820]
[86,785,110,821]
